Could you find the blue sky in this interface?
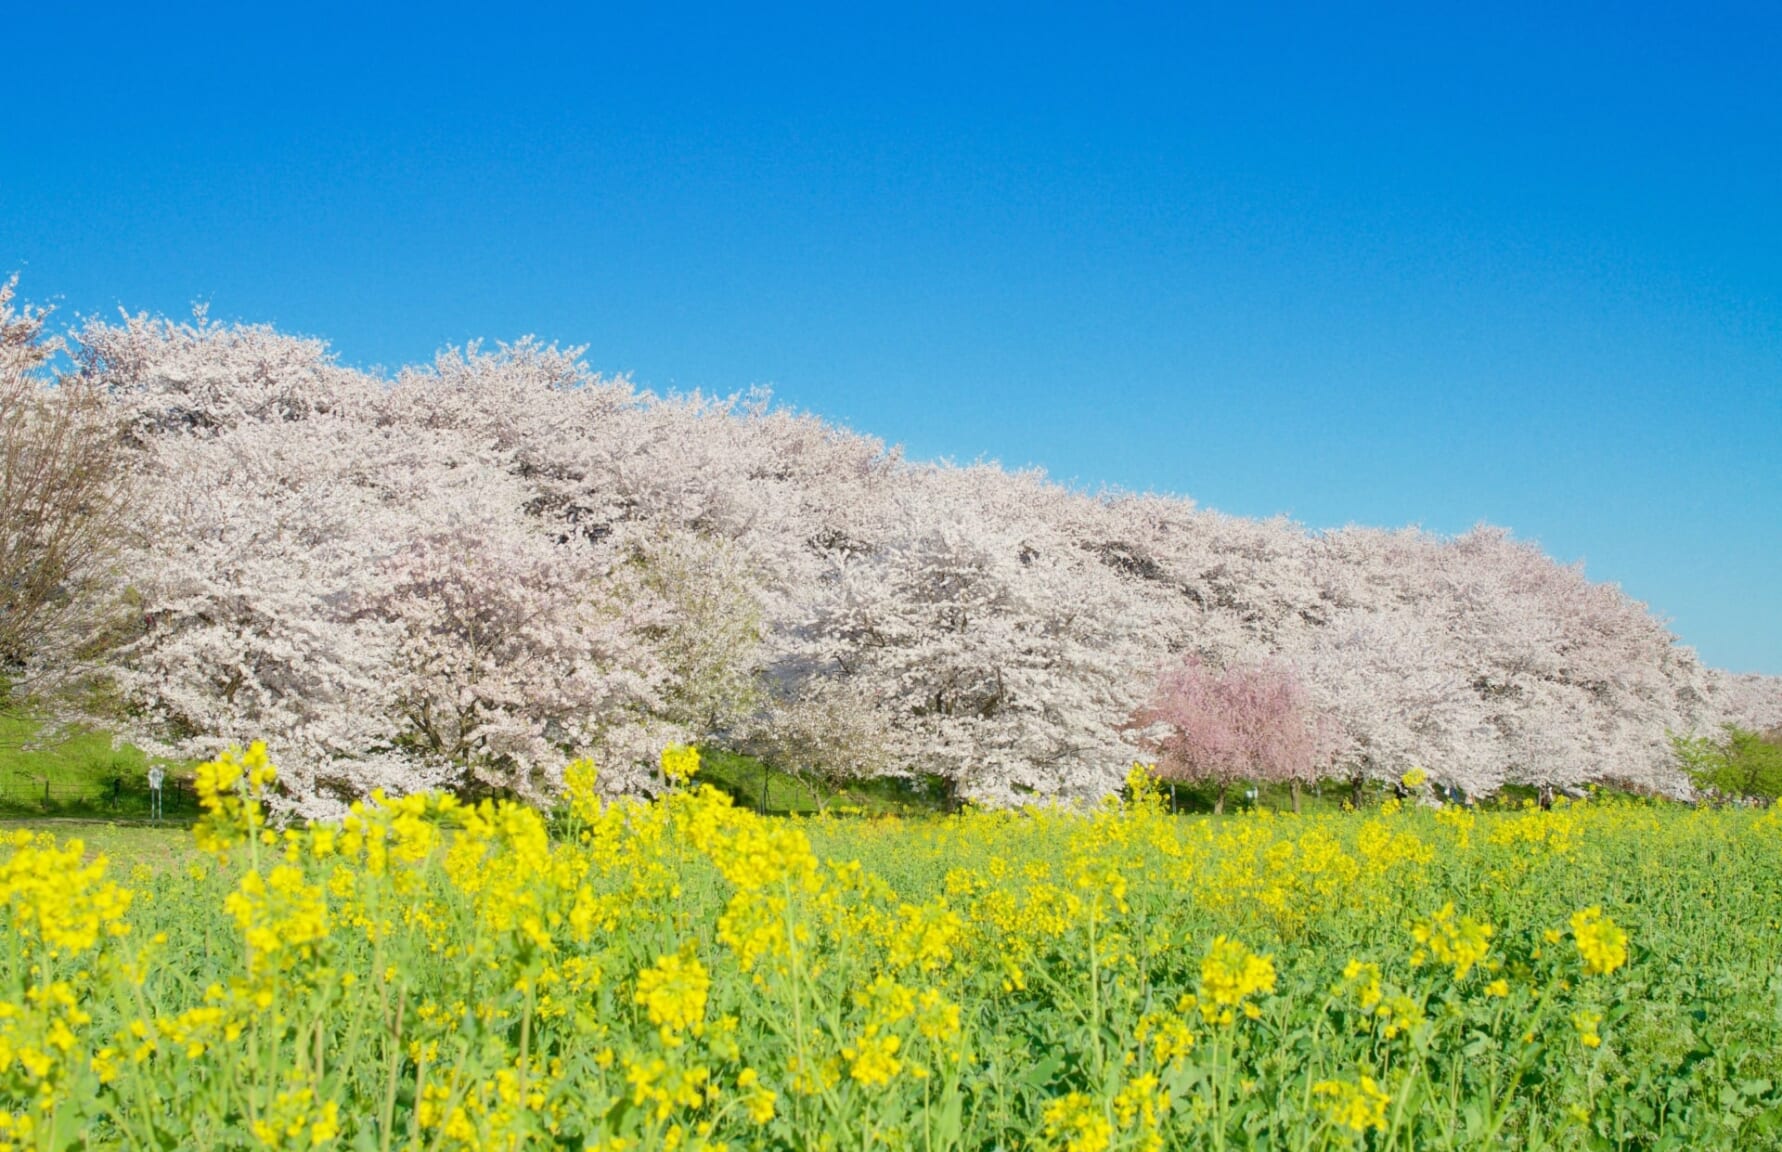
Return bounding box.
[4,2,1778,672]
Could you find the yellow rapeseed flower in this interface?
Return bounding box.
[0,833,133,958]
[1042,1092,1113,1152]
[563,758,603,824]
[1198,935,1275,1025]
[1313,1076,1390,1135]
[193,742,278,857]
[661,744,701,785]
[223,864,328,975]
[843,1028,903,1088]
[734,1068,776,1123]
[1410,903,1494,981]
[636,948,710,1043]
[1569,907,1629,976]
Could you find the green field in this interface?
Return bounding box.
[2,749,1778,1149]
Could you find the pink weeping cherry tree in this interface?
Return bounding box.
[1132,654,1339,813]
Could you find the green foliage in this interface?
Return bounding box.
[1674,726,1782,801]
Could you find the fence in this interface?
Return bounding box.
[0,771,200,819]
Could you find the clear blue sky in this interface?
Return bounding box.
[4,2,1778,672]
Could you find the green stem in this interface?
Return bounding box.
[379,988,407,1152]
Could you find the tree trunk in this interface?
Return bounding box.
[1170,782,1178,814]
[1351,774,1364,809]
[1290,779,1301,814]
[760,762,771,813]
[1214,783,1227,816]
[801,774,829,815]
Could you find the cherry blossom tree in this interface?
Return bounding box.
[737,679,904,811]
[1132,654,1335,812]
[37,297,1758,813]
[369,514,673,803]
[0,279,129,704]
[1709,671,1782,735]
[777,464,1163,806]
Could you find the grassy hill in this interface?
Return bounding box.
[0,713,198,820]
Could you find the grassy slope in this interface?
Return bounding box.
[0,713,198,818]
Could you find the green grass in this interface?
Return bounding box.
[0,711,195,870]
[0,818,195,871]
[696,748,944,816]
[0,712,195,820]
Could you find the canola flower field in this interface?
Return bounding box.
[2,747,1780,1151]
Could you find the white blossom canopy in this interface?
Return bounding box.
[50,309,1777,815]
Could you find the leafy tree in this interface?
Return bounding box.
[1674,727,1782,803]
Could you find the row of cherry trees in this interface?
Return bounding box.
[10,297,1778,816]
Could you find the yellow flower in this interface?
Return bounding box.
[661,744,701,785]
[223,864,328,974]
[886,902,964,971]
[735,1068,777,1123]
[247,1081,339,1149]
[625,1057,711,1122]
[1569,907,1629,976]
[90,1046,122,1084]
[1337,959,1383,1012]
[1042,1092,1113,1152]
[1401,767,1428,789]
[843,1028,903,1088]
[636,948,710,1042]
[1313,1076,1390,1134]
[1113,1073,1170,1144]
[0,832,133,958]
[1198,936,1275,1025]
[914,989,962,1045]
[1374,994,1425,1041]
[1572,1009,1603,1048]
[192,743,277,858]
[1135,1009,1196,1069]
[1410,903,1494,981]
[563,758,603,824]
